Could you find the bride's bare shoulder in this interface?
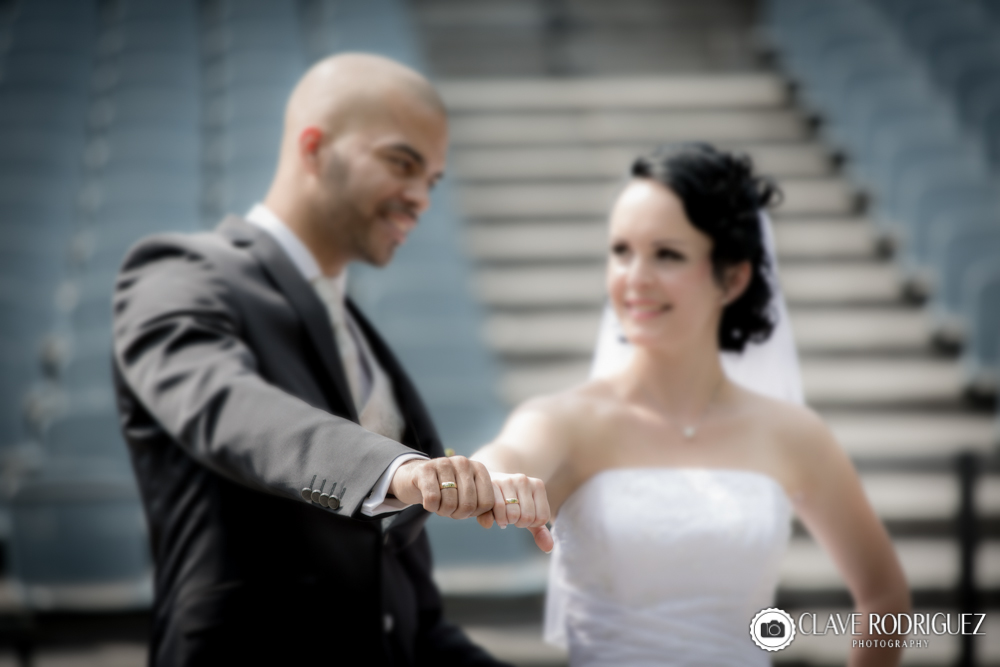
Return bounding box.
[737,387,840,465]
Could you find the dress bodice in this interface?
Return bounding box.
[545,467,793,666]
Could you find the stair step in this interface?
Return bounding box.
[434,556,551,596]
[435,537,1000,594]
[781,538,969,591]
[802,358,963,406]
[440,74,789,111]
[783,539,1000,594]
[495,357,965,406]
[786,308,930,353]
[464,216,876,263]
[466,222,607,263]
[449,109,810,147]
[859,472,1000,520]
[458,182,619,220]
[473,262,900,309]
[497,360,589,404]
[457,178,856,220]
[484,312,601,357]
[824,412,996,461]
[421,1,759,27]
[482,307,929,358]
[475,266,604,309]
[861,473,959,520]
[781,264,901,305]
[462,625,567,666]
[773,218,877,259]
[421,2,763,77]
[858,472,1000,520]
[452,142,833,180]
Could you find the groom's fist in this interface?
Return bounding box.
[388,456,495,520]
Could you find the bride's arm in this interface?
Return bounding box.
[785,410,911,667]
[474,397,574,480]
[471,396,579,550]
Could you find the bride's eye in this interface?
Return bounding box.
[610,242,629,256]
[656,247,684,261]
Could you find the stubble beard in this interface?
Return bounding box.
[322,154,390,267]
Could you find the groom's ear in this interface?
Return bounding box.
[720,261,752,306]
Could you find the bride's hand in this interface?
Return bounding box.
[476,472,553,553]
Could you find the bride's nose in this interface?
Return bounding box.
[624,254,656,289]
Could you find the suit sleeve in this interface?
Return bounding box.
[112,236,416,517]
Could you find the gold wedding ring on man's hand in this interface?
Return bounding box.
[439,481,457,489]
[505,498,519,505]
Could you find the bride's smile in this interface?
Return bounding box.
[621,299,671,320]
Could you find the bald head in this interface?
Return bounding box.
[264,53,449,277]
[284,53,445,142]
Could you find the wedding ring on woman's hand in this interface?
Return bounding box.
[440,482,457,489]
[505,497,519,505]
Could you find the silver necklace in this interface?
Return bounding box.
[674,376,725,441]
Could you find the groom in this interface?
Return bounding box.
[112,54,513,666]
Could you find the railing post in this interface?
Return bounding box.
[957,452,979,667]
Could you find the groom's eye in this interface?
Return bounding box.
[389,155,413,174]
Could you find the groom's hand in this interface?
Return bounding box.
[477,472,554,553]
[388,456,495,520]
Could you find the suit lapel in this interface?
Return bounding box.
[218,216,359,422]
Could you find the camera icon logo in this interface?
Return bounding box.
[750,607,796,651]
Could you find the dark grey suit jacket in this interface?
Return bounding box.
[112,216,505,666]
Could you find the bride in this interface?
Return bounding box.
[473,143,910,665]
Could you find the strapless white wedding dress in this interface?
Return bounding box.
[545,467,793,666]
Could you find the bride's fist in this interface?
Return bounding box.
[477,472,553,553]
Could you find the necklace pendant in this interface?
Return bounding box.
[682,426,696,440]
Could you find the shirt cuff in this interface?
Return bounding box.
[361,453,429,516]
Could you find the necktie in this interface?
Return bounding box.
[312,276,368,410]
[311,277,404,442]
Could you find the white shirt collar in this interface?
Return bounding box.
[245,203,347,299]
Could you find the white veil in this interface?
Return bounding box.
[588,210,804,404]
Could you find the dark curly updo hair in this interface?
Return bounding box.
[630,142,781,352]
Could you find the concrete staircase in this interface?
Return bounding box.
[436,74,1000,665]
[414,1,1000,665]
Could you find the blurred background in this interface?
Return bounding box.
[0,0,999,665]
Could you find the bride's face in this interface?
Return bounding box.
[606,179,734,352]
